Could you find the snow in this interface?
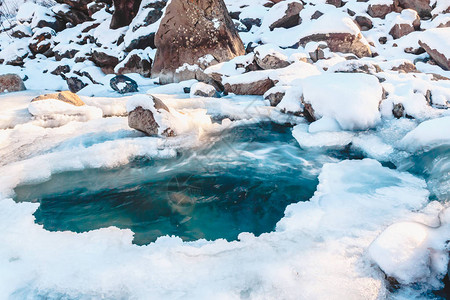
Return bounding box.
[301,73,383,130]
[189,82,216,98]
[399,116,450,151]
[419,27,450,59]
[28,99,103,123]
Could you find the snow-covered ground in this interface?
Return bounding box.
[1,0,450,299]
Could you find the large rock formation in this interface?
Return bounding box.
[152,0,246,84]
[0,74,26,93]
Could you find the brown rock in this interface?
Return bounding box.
[152,0,245,84]
[116,52,152,77]
[0,74,26,93]
[224,73,274,95]
[355,16,373,31]
[29,28,54,55]
[264,90,285,106]
[299,32,372,58]
[419,30,450,70]
[368,1,399,19]
[326,0,342,7]
[255,49,290,70]
[389,10,420,39]
[128,96,174,136]
[66,76,88,93]
[391,61,418,73]
[90,49,119,72]
[268,1,303,30]
[398,0,431,19]
[32,91,84,106]
[110,0,142,29]
[393,103,405,118]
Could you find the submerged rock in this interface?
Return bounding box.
[32,91,85,106]
[152,0,245,84]
[110,75,139,94]
[0,74,26,93]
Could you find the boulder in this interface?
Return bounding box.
[418,28,450,70]
[115,50,152,77]
[55,0,93,11]
[90,49,120,73]
[11,25,32,38]
[267,0,303,31]
[389,9,420,39]
[263,86,288,106]
[52,5,89,26]
[390,60,419,73]
[127,95,174,136]
[190,82,219,98]
[241,18,262,30]
[31,91,84,106]
[152,0,245,84]
[328,60,382,74]
[110,0,143,29]
[254,44,290,70]
[51,64,71,76]
[223,71,274,95]
[398,0,432,19]
[110,75,139,93]
[368,1,399,19]
[326,0,342,7]
[0,74,26,93]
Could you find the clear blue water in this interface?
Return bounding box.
[14,122,363,245]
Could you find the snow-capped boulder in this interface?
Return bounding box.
[51,64,71,76]
[399,116,450,151]
[31,91,85,106]
[301,73,383,130]
[52,3,90,26]
[90,48,120,73]
[28,27,55,55]
[66,75,89,93]
[368,218,450,286]
[328,60,382,74]
[11,25,33,38]
[127,94,174,136]
[296,12,372,58]
[152,0,245,84]
[115,50,152,77]
[0,74,26,93]
[419,28,450,70]
[254,44,290,70]
[110,75,139,94]
[398,0,432,19]
[190,82,219,98]
[263,0,303,31]
[390,60,418,72]
[389,9,420,39]
[223,70,274,95]
[368,0,399,19]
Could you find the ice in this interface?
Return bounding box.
[400,116,450,151]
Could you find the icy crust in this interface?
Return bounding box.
[2,157,446,299]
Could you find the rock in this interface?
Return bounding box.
[223,71,274,95]
[296,13,372,58]
[190,82,219,98]
[66,76,89,93]
[110,0,143,29]
[115,50,152,77]
[124,33,156,52]
[55,0,92,11]
[306,42,328,62]
[241,18,262,30]
[393,103,405,118]
[51,64,71,76]
[127,95,174,136]
[234,19,249,32]
[310,11,324,20]
[299,32,371,58]
[152,0,245,83]
[254,44,290,70]
[355,16,373,31]
[53,5,90,26]
[263,86,288,106]
[389,9,420,39]
[418,28,450,70]
[0,74,26,93]
[368,1,399,19]
[31,91,84,106]
[328,60,382,74]
[11,25,32,38]
[28,28,55,55]
[398,0,432,19]
[110,75,139,93]
[90,49,120,73]
[267,0,303,31]
[391,60,418,73]
[326,0,342,7]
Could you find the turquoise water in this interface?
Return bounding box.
[14,122,362,245]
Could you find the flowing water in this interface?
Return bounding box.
[14,122,363,245]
